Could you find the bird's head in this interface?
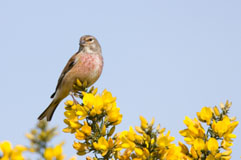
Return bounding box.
[79,35,101,54]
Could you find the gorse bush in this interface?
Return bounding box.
[0,81,239,160]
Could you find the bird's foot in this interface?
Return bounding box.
[70,92,79,105]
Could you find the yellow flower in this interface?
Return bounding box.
[222,149,232,156]
[164,145,186,160]
[135,135,144,145]
[93,95,104,114]
[212,116,239,138]
[143,148,150,158]
[43,148,55,160]
[215,153,222,159]
[87,94,105,117]
[63,119,78,133]
[108,138,114,149]
[196,107,213,125]
[76,104,89,119]
[65,100,74,107]
[134,148,143,156]
[73,141,87,155]
[81,121,91,136]
[221,140,233,150]
[150,117,155,127]
[75,130,86,140]
[139,116,148,129]
[226,120,239,135]
[190,146,198,159]
[212,116,229,137]
[0,141,12,156]
[44,143,65,160]
[54,144,65,160]
[207,138,218,155]
[65,87,239,160]
[106,103,122,125]
[93,137,109,153]
[117,130,136,150]
[193,138,205,155]
[180,116,205,145]
[156,131,175,149]
[0,141,26,160]
[183,117,205,138]
[126,126,136,141]
[178,141,189,154]
[101,89,116,105]
[213,106,220,116]
[135,126,144,134]
[69,120,82,129]
[82,93,95,109]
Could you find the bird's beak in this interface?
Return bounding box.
[79,39,85,46]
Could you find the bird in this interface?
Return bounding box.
[38,35,103,121]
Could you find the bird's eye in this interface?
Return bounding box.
[88,38,93,42]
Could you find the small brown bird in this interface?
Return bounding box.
[38,35,103,121]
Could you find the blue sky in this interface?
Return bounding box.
[0,0,241,159]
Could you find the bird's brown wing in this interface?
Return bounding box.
[50,52,80,98]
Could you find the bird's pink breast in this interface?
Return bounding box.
[68,53,103,87]
[81,54,103,75]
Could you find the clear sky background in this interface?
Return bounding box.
[0,0,241,159]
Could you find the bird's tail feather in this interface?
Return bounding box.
[38,99,60,121]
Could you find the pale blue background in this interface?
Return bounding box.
[0,0,241,159]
